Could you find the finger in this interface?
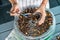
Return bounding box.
[38,11,46,25]
[38,16,45,25]
[10,7,15,13]
[12,6,19,12]
[10,8,21,16]
[18,10,21,14]
[10,13,19,16]
[10,4,17,12]
[15,8,20,13]
[10,9,20,16]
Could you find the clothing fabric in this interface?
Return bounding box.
[16,0,49,10]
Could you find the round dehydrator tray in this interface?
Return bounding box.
[14,7,55,39]
[49,32,60,40]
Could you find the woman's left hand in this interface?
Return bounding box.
[35,6,46,25]
[34,0,48,25]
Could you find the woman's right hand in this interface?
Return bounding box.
[9,0,21,16]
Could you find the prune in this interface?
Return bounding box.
[17,7,53,37]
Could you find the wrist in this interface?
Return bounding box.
[12,2,17,6]
[9,0,17,6]
[40,0,48,9]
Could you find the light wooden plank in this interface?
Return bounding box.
[50,6,60,24]
[0,30,11,40]
[0,21,14,33]
[50,6,60,15]
[55,24,60,33]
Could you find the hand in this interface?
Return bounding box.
[34,7,46,25]
[34,0,48,25]
[10,5,21,16]
[9,0,21,16]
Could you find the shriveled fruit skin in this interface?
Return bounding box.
[17,7,53,37]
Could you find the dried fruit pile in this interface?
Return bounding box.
[56,35,60,40]
[17,7,53,37]
[51,35,60,40]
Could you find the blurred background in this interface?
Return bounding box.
[0,0,60,40]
